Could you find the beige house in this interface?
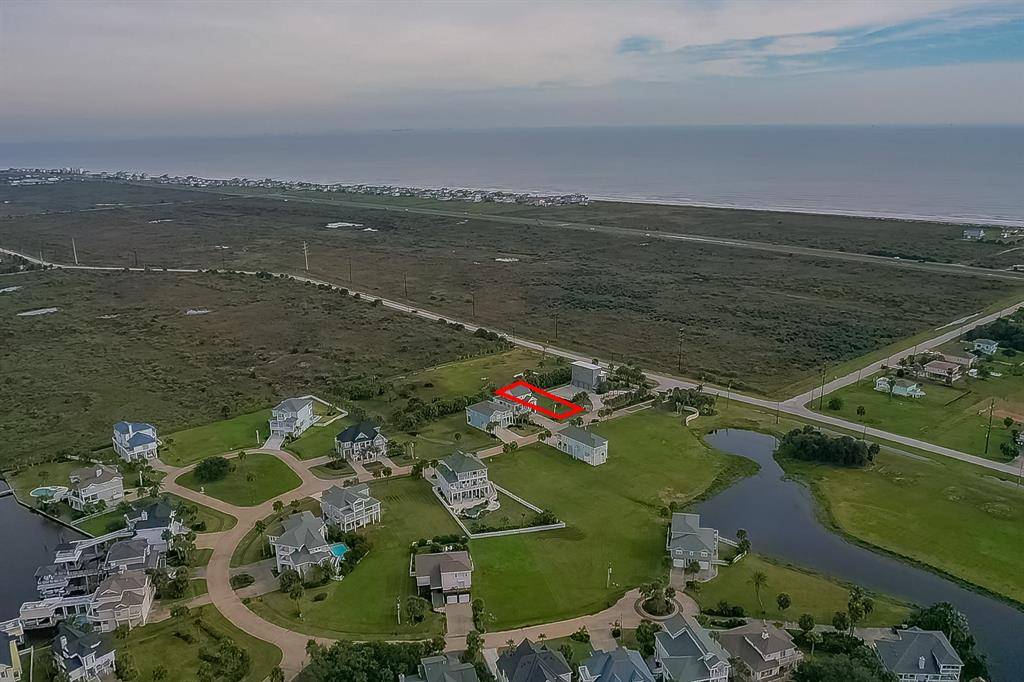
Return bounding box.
[88,571,155,632]
[718,622,803,681]
[67,464,124,512]
[320,484,382,532]
[413,551,473,607]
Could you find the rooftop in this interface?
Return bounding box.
[558,425,606,448]
[336,420,382,444]
[273,397,313,413]
[876,628,962,676]
[497,639,572,682]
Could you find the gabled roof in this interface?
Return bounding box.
[655,614,729,681]
[69,464,121,489]
[335,421,382,444]
[438,451,487,476]
[53,622,114,664]
[497,640,571,682]
[274,511,327,550]
[876,628,962,676]
[322,483,379,513]
[414,551,473,589]
[273,397,313,413]
[113,421,155,436]
[126,432,157,447]
[973,338,997,346]
[579,646,654,682]
[408,654,480,682]
[718,622,798,674]
[667,513,716,555]
[466,399,512,418]
[94,570,149,598]
[105,539,149,563]
[558,425,607,449]
[126,500,175,529]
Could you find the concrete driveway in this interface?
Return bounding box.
[445,602,474,638]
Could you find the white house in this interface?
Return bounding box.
[555,425,608,466]
[651,614,730,682]
[413,551,474,607]
[111,422,158,462]
[718,622,803,682]
[571,361,606,391]
[66,464,124,512]
[124,500,186,551]
[269,398,316,437]
[335,421,388,462]
[875,628,964,682]
[320,484,382,532]
[465,400,514,433]
[874,376,926,398]
[496,384,538,416]
[972,338,999,355]
[268,511,337,577]
[666,513,719,572]
[962,227,986,240]
[52,623,116,682]
[87,571,155,632]
[434,451,497,513]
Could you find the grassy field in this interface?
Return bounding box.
[0,268,508,470]
[692,554,910,626]
[176,454,301,506]
[815,372,1024,461]
[542,636,594,666]
[471,410,746,629]
[284,420,351,460]
[246,477,459,638]
[4,180,1021,396]
[696,403,1024,607]
[310,460,355,479]
[161,409,271,466]
[396,347,553,400]
[397,412,498,462]
[118,604,282,682]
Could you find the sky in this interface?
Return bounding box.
[1,0,1023,141]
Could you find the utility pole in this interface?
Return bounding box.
[606,563,612,589]
[302,241,309,271]
[817,364,827,410]
[775,401,780,424]
[676,329,683,372]
[255,429,260,446]
[471,290,476,318]
[348,256,353,283]
[133,250,139,268]
[553,313,559,340]
[396,596,401,625]
[984,398,995,455]
[71,238,79,265]
[403,272,408,298]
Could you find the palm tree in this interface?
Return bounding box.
[749,571,768,614]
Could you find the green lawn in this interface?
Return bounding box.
[160,578,209,607]
[119,604,281,682]
[176,454,301,506]
[542,636,594,666]
[246,477,459,638]
[21,645,55,682]
[194,548,213,568]
[6,458,88,501]
[472,409,745,630]
[398,412,497,462]
[160,408,272,466]
[310,460,356,480]
[466,490,541,533]
[74,493,236,536]
[396,348,554,400]
[692,554,909,626]
[285,419,352,460]
[75,508,127,536]
[816,373,1024,461]
[231,498,322,568]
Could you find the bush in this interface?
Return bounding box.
[704,600,746,618]
[194,456,232,482]
[827,397,843,411]
[313,592,328,602]
[777,425,878,467]
[230,574,255,589]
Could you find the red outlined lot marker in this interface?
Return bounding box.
[494,380,585,421]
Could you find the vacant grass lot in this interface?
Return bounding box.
[284,419,352,460]
[119,604,281,682]
[176,454,301,506]
[817,372,1024,461]
[472,410,743,629]
[247,477,459,638]
[4,180,1019,396]
[398,412,498,462]
[693,554,910,626]
[161,409,271,466]
[0,269,506,469]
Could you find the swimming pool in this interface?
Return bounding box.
[329,542,349,558]
[29,486,68,499]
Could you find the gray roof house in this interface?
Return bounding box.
[571,361,606,391]
[413,551,474,608]
[578,646,654,682]
[111,421,158,462]
[335,421,388,462]
[320,483,382,532]
[104,538,161,574]
[53,622,116,682]
[88,570,155,632]
[67,464,124,512]
[875,628,963,682]
[718,622,803,682]
[972,338,999,355]
[497,639,572,682]
[401,654,480,682]
[652,613,730,682]
[555,425,608,466]
[434,451,497,513]
[124,500,186,551]
[269,511,337,577]
[466,399,514,433]
[269,397,316,437]
[666,513,719,572]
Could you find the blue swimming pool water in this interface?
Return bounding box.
[329,542,348,558]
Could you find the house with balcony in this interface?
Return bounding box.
[718,622,803,682]
[434,451,498,514]
[52,622,116,682]
[496,639,572,682]
[466,400,514,433]
[921,360,963,384]
[66,464,124,512]
[320,483,382,532]
[269,397,316,438]
[335,421,388,462]
[87,570,155,632]
[651,613,730,682]
[124,500,185,551]
[578,646,653,682]
[268,511,337,577]
[111,422,158,462]
[496,384,538,416]
[413,550,474,607]
[103,538,161,575]
[400,654,479,682]
[972,338,999,355]
[875,628,963,682]
[554,425,608,466]
[667,513,719,574]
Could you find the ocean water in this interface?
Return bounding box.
[3,126,1023,225]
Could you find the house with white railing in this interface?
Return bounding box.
[718,622,803,681]
[269,398,316,437]
[434,451,497,513]
[111,422,158,462]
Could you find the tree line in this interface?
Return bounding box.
[777,426,879,467]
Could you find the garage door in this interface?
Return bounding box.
[458,593,471,603]
[446,595,457,604]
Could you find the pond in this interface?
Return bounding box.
[698,429,1024,681]
[0,480,87,620]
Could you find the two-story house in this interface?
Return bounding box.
[465,400,515,433]
[400,654,480,682]
[66,464,124,512]
[103,538,161,575]
[651,613,730,682]
[269,397,316,438]
[718,622,803,682]
[124,500,185,551]
[578,646,653,682]
[496,384,538,416]
[554,425,608,466]
[413,550,474,607]
[434,451,497,513]
[334,421,388,462]
[875,628,964,682]
[111,422,158,462]
[972,338,999,355]
[571,361,606,392]
[268,511,338,577]
[88,570,155,632]
[320,483,382,532]
[496,639,572,682]
[52,622,116,682]
[666,513,719,573]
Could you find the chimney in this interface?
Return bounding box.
[919,656,926,670]
[761,621,770,640]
